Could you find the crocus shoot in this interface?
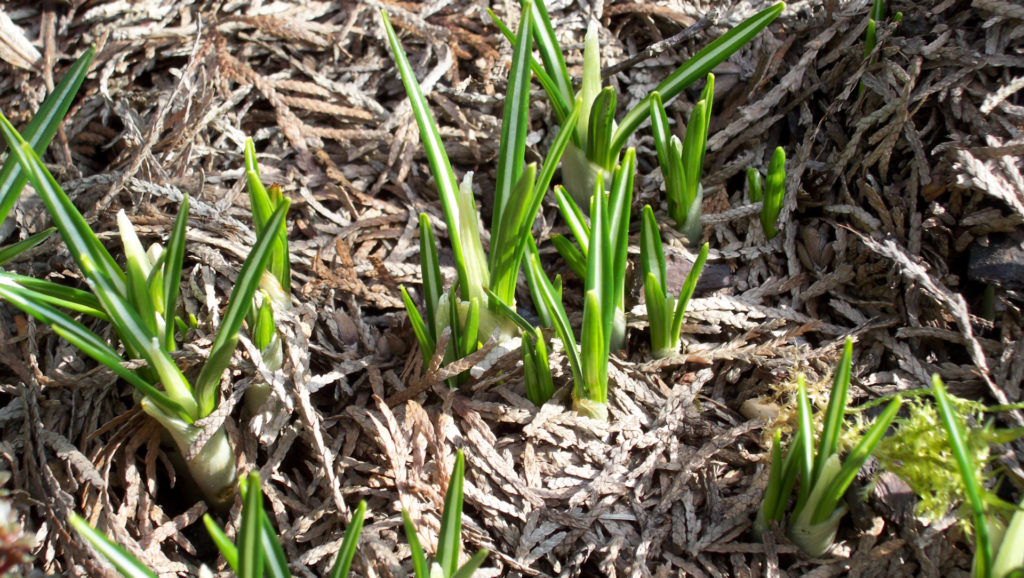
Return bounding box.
[0,115,288,507]
[71,472,368,577]
[383,6,578,378]
[746,146,786,239]
[243,137,292,411]
[649,75,713,244]
[640,205,708,358]
[491,1,784,207]
[401,449,489,577]
[756,338,901,557]
[522,150,636,421]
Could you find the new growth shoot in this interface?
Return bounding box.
[71,472,367,577]
[491,1,784,207]
[756,338,901,557]
[522,151,636,421]
[0,116,288,507]
[383,6,578,381]
[243,137,292,412]
[401,449,489,578]
[640,205,708,359]
[746,146,786,239]
[649,75,713,245]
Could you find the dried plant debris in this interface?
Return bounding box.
[0,0,1022,576]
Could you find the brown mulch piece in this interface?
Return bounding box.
[0,0,1022,576]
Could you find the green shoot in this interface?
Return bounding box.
[0,47,94,274]
[859,0,902,96]
[524,151,636,421]
[492,1,783,206]
[0,115,288,506]
[243,138,292,411]
[69,514,157,578]
[931,375,1024,578]
[756,338,902,557]
[485,286,555,405]
[73,473,367,577]
[746,146,787,239]
[383,6,578,378]
[401,449,489,577]
[0,46,95,225]
[649,77,713,244]
[640,205,708,358]
[549,149,636,353]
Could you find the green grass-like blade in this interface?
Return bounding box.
[381,12,472,300]
[871,0,885,21]
[260,509,291,578]
[401,509,429,578]
[580,289,607,405]
[523,0,574,110]
[640,207,666,293]
[452,549,490,578]
[759,430,787,526]
[253,300,275,351]
[761,146,786,239]
[329,500,366,578]
[0,227,54,266]
[648,92,678,203]
[489,165,537,305]
[195,201,289,417]
[812,338,853,485]
[0,115,127,296]
[795,376,816,512]
[487,10,570,124]
[437,449,466,576]
[553,185,590,257]
[585,177,611,338]
[0,46,95,223]
[812,396,901,524]
[669,241,708,340]
[611,2,784,156]
[245,139,291,289]
[747,168,763,203]
[644,272,668,353]
[245,138,273,235]
[696,74,714,175]
[524,240,581,382]
[161,196,188,348]
[492,4,533,229]
[69,513,157,578]
[203,514,239,573]
[523,329,555,406]
[681,99,709,209]
[238,473,264,578]
[585,87,617,170]
[417,214,442,341]
[607,149,635,313]
[550,234,586,279]
[934,374,992,578]
[402,286,436,370]
[0,274,193,421]
[0,271,107,319]
[459,299,480,357]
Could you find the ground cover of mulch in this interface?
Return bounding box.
[0,0,1022,575]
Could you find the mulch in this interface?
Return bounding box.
[0,0,1022,575]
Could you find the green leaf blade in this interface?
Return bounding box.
[195,200,290,417]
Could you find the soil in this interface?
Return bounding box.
[0,0,1022,576]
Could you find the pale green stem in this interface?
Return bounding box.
[788,454,847,557]
[141,399,237,507]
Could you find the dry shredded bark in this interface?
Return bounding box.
[0,0,1022,576]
